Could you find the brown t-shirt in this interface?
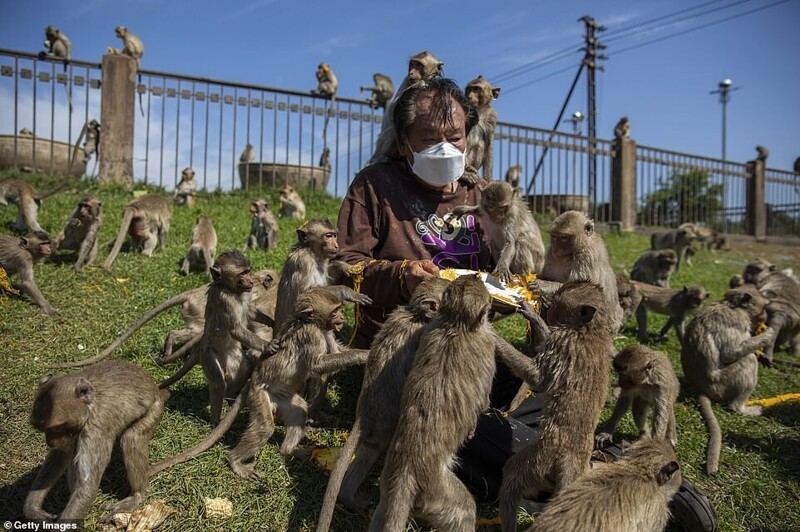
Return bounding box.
[337,159,493,347]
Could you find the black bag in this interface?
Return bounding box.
[455,394,718,532]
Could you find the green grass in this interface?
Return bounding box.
[1,170,799,531]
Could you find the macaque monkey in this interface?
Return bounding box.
[529,439,681,532]
[19,128,33,137]
[505,164,522,189]
[742,259,800,361]
[108,26,144,68]
[54,194,102,272]
[41,25,74,111]
[172,167,196,207]
[273,218,372,420]
[245,198,278,251]
[312,62,338,98]
[361,73,394,109]
[499,281,614,532]
[681,223,727,251]
[452,180,545,280]
[319,147,331,173]
[631,249,678,288]
[239,143,255,164]
[229,288,367,478]
[0,180,44,233]
[0,232,58,316]
[149,287,367,478]
[159,251,272,425]
[368,275,497,531]
[651,226,697,271]
[42,25,71,61]
[629,281,709,342]
[614,115,630,139]
[279,184,306,220]
[616,272,639,324]
[274,217,371,333]
[596,345,679,446]
[50,268,279,369]
[535,211,622,331]
[681,286,777,474]
[24,361,167,522]
[180,215,217,277]
[315,277,449,531]
[368,50,444,164]
[83,119,101,163]
[464,75,500,181]
[103,193,171,269]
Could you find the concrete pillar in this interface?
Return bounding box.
[99,54,136,186]
[611,135,637,230]
[745,146,768,239]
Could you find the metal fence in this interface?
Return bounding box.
[1,48,798,238]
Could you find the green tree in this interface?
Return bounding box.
[638,169,723,227]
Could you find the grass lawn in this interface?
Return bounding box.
[1,171,799,531]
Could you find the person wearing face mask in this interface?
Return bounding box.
[337,77,494,348]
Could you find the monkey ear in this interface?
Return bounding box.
[682,286,689,294]
[97,201,103,208]
[210,265,222,281]
[491,87,501,100]
[19,237,30,249]
[645,361,655,377]
[656,461,680,486]
[296,227,308,245]
[298,306,314,322]
[38,374,54,387]
[768,264,777,272]
[583,220,594,236]
[422,299,439,319]
[74,378,94,404]
[249,201,258,214]
[35,197,42,207]
[578,305,597,324]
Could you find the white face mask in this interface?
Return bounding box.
[409,141,465,188]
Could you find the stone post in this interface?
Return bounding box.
[611,121,636,230]
[745,146,768,239]
[99,54,136,185]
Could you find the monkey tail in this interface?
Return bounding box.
[47,290,193,369]
[697,394,721,474]
[158,332,202,365]
[149,387,247,477]
[315,416,363,532]
[158,350,200,389]
[382,467,416,532]
[103,207,136,270]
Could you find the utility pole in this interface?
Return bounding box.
[709,79,740,231]
[581,15,606,218]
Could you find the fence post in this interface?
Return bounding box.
[745,146,768,239]
[611,123,636,230]
[98,54,136,185]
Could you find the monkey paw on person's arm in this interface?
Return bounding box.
[402,260,440,296]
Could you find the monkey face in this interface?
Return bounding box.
[329,306,345,331]
[408,60,424,82]
[323,232,339,257]
[466,87,482,108]
[236,270,254,293]
[550,233,574,260]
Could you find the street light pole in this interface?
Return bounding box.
[710,79,740,231]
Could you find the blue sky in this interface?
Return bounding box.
[1,0,799,171]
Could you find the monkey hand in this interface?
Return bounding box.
[494,264,513,283]
[350,292,373,306]
[460,166,480,185]
[262,338,281,357]
[403,260,439,296]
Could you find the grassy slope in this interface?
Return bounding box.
[0,171,798,531]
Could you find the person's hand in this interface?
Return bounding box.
[404,259,439,296]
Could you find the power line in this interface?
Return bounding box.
[609,0,793,57]
[605,0,756,43]
[605,0,735,39]
[502,63,578,96]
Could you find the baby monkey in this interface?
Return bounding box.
[596,345,679,447]
[452,180,545,280]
